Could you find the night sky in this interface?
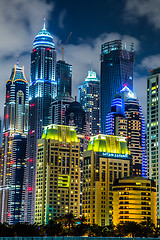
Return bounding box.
[0,0,160,119]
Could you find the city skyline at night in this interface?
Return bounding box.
[0,0,160,231]
[0,0,160,119]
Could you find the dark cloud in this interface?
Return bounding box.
[59,9,67,29]
[124,0,160,29]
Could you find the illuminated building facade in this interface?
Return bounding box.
[106,86,147,177]
[79,69,100,135]
[100,40,135,133]
[0,118,3,147]
[34,124,80,225]
[0,62,28,223]
[82,134,132,226]
[8,134,27,224]
[112,176,157,226]
[26,21,57,223]
[52,95,74,125]
[147,67,160,223]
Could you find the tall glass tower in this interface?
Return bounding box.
[100,40,135,133]
[0,62,29,223]
[25,21,57,223]
[147,67,160,224]
[56,60,72,97]
[79,69,100,135]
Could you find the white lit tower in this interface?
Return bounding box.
[25,20,57,223]
[79,69,100,135]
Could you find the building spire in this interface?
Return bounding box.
[43,18,46,30]
[91,61,93,71]
[16,55,19,67]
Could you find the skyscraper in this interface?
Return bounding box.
[34,124,80,225]
[100,40,135,133]
[106,86,147,177]
[147,67,160,224]
[56,60,72,97]
[52,95,74,125]
[79,69,100,135]
[0,62,28,223]
[52,59,73,125]
[26,21,57,223]
[82,134,132,226]
[8,134,27,224]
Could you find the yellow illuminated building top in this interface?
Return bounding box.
[87,134,129,155]
[42,124,79,143]
[6,65,29,86]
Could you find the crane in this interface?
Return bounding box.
[59,32,72,61]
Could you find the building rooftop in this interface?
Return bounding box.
[87,134,129,155]
[33,19,55,49]
[42,124,79,143]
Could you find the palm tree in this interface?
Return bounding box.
[140,220,156,237]
[116,221,141,237]
[45,219,63,236]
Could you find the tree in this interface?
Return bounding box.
[13,223,40,236]
[45,219,63,236]
[140,220,156,237]
[115,221,141,237]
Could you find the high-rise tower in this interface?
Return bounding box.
[0,62,29,223]
[35,124,80,225]
[56,60,72,97]
[52,59,73,125]
[79,69,100,135]
[82,134,132,226]
[147,67,160,224]
[106,86,147,177]
[25,20,57,223]
[100,40,135,133]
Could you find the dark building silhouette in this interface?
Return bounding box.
[56,60,72,97]
[100,40,135,133]
[65,99,86,134]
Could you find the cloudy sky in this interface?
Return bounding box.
[0,0,160,119]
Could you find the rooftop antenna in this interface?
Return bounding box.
[124,42,127,50]
[16,55,19,67]
[59,32,72,61]
[43,18,46,30]
[91,61,93,71]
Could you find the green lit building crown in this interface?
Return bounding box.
[87,134,129,155]
[42,124,79,143]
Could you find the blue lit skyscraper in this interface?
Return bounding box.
[106,86,147,177]
[100,40,135,133]
[0,62,28,223]
[25,21,57,223]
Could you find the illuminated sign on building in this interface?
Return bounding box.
[101,152,129,159]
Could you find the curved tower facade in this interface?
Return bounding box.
[106,86,147,177]
[0,63,29,223]
[25,22,57,223]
